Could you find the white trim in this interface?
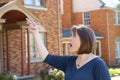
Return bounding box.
[115,42,120,58]
[24,5,48,11]
[94,40,102,57]
[82,12,90,26]
[63,43,70,55]
[114,10,120,25]
[96,37,104,39]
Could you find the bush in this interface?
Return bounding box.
[33,68,65,80]
[0,73,9,80]
[109,68,120,76]
[47,68,64,80]
[0,72,17,80]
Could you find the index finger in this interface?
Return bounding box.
[26,18,33,23]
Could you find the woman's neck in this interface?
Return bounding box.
[76,53,96,69]
[77,53,92,62]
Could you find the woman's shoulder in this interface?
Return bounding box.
[92,57,105,63]
[91,57,107,67]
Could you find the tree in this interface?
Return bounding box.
[116,3,120,10]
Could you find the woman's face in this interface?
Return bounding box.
[69,32,81,54]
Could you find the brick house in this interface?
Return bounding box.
[0,0,120,78]
[0,0,62,77]
[62,0,120,67]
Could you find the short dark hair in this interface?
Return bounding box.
[71,25,97,54]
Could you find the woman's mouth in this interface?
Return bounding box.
[69,43,72,47]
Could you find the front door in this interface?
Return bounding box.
[0,30,3,73]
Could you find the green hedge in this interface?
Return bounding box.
[109,68,120,76]
[0,72,17,80]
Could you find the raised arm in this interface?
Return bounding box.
[26,18,48,60]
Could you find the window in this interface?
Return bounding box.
[83,12,90,26]
[115,37,120,58]
[115,42,120,58]
[115,40,120,58]
[94,40,101,57]
[114,10,120,25]
[63,43,72,55]
[24,0,45,7]
[63,43,69,55]
[25,32,46,62]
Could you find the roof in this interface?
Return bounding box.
[0,3,7,7]
[62,29,104,38]
[94,31,104,38]
[62,29,72,38]
[100,0,120,8]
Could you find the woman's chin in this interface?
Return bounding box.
[70,50,75,53]
[69,50,78,55]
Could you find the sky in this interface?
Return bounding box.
[102,0,120,8]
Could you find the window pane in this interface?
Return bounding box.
[114,11,117,24]
[26,32,46,62]
[114,11,120,25]
[35,0,43,6]
[63,43,71,55]
[118,12,120,24]
[115,42,120,58]
[24,0,45,7]
[96,42,100,56]
[115,43,118,58]
[24,0,34,5]
[94,41,101,57]
[83,12,90,26]
[119,43,120,57]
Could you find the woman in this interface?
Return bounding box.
[26,18,111,80]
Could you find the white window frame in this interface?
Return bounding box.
[25,32,46,63]
[94,40,101,57]
[115,42,120,58]
[114,10,120,25]
[24,0,47,11]
[63,43,69,55]
[82,12,90,26]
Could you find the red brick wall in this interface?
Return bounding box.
[90,9,110,64]
[107,9,120,66]
[73,12,83,25]
[91,9,120,66]
[62,0,72,28]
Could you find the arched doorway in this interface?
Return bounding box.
[0,1,46,76]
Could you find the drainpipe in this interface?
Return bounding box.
[57,0,61,55]
[106,10,111,66]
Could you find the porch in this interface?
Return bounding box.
[0,1,46,76]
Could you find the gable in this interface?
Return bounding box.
[73,0,103,12]
[0,0,46,32]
